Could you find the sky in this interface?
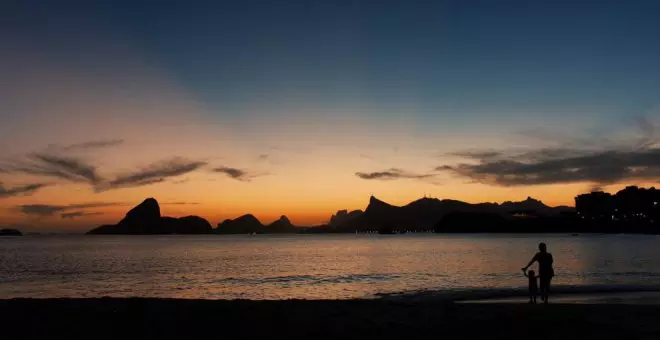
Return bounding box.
[1,0,660,231]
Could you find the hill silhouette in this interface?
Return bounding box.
[0,228,23,236]
[214,214,299,234]
[328,195,573,232]
[214,214,264,234]
[267,215,297,233]
[85,186,660,235]
[87,198,212,235]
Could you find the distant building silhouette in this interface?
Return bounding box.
[575,186,660,227]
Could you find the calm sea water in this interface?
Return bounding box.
[1,234,659,300]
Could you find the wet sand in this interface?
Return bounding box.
[2,296,660,339]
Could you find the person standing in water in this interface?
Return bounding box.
[522,242,554,304]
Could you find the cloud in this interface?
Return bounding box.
[59,139,125,151]
[448,150,502,160]
[212,166,266,182]
[439,116,660,187]
[213,166,246,179]
[17,202,125,217]
[0,182,49,198]
[11,153,103,185]
[439,148,660,186]
[355,168,436,181]
[61,211,104,219]
[67,202,127,209]
[17,204,66,217]
[2,145,208,191]
[103,157,207,190]
[634,116,658,150]
[160,202,201,205]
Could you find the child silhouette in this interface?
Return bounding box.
[523,269,538,304]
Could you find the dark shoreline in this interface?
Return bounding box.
[2,297,660,339]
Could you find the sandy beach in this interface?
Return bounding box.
[2,292,660,340]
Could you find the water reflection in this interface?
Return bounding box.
[1,234,659,299]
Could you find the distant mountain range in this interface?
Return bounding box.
[327,196,573,232]
[213,214,296,234]
[86,196,573,235]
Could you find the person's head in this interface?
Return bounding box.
[539,242,547,253]
[528,270,536,277]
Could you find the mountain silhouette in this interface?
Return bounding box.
[214,214,265,234]
[0,228,23,236]
[267,215,297,233]
[87,198,212,234]
[330,195,573,232]
[329,209,363,227]
[83,187,660,235]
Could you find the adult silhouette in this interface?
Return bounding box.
[522,242,554,303]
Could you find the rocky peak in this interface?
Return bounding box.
[366,196,397,213]
[276,215,291,224]
[119,198,161,226]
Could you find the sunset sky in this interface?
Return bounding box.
[2,0,660,231]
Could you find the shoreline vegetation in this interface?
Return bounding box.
[3,293,660,339]
[84,185,660,235]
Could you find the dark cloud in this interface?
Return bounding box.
[439,149,660,186]
[441,117,660,187]
[213,166,246,179]
[3,145,208,191]
[355,168,436,181]
[60,139,125,151]
[0,182,49,198]
[212,166,266,181]
[104,158,207,190]
[18,204,66,217]
[61,211,104,219]
[67,202,127,209]
[258,154,269,161]
[513,148,593,162]
[17,202,125,217]
[10,153,103,185]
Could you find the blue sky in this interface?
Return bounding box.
[5,0,659,124]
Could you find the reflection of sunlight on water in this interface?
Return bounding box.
[1,234,660,299]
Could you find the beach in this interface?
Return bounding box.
[2,293,660,339]
[3,235,660,339]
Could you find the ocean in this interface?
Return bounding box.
[1,234,659,299]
